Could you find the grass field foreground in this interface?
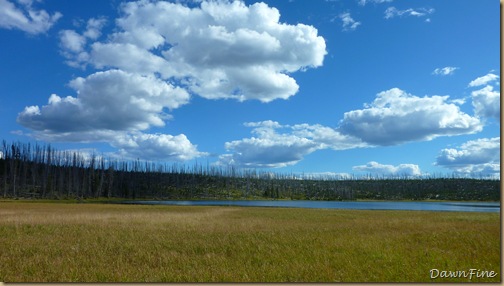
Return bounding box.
[0,202,500,282]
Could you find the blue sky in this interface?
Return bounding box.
[0,0,500,178]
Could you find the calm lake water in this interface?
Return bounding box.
[121,200,500,213]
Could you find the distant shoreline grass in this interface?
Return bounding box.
[0,202,500,282]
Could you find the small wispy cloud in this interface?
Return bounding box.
[384,7,434,20]
[432,66,459,76]
[358,0,393,6]
[339,12,361,31]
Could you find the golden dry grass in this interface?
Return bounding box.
[0,201,500,282]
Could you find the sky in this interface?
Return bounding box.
[0,0,500,178]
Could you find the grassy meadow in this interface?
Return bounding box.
[0,201,500,282]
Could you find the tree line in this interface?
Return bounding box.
[1,141,500,201]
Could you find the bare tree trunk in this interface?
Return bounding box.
[107,164,114,198]
[2,140,8,198]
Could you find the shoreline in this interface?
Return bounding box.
[0,197,500,204]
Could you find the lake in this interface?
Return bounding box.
[120,200,500,212]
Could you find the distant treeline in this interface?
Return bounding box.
[0,141,500,201]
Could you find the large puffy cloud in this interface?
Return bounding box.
[468,73,500,121]
[471,85,500,120]
[113,132,206,161]
[219,121,322,168]
[221,136,319,168]
[338,88,483,145]
[435,137,500,176]
[17,70,204,161]
[61,0,326,102]
[290,123,367,150]
[218,121,366,168]
[0,0,61,34]
[352,161,422,176]
[17,129,206,162]
[18,69,190,133]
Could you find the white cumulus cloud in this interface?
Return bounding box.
[352,161,422,176]
[113,132,207,161]
[435,137,500,176]
[63,0,327,102]
[218,120,365,168]
[338,88,483,145]
[59,17,107,68]
[83,17,106,40]
[471,85,500,120]
[0,0,61,34]
[17,70,205,162]
[291,123,367,150]
[60,30,86,53]
[468,73,499,87]
[219,121,322,168]
[467,73,500,121]
[18,69,190,133]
